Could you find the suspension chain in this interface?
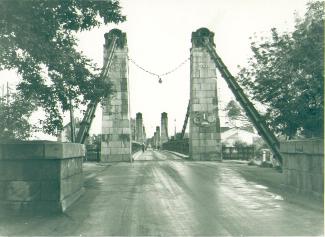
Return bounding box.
[128,57,190,81]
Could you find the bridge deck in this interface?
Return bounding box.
[0,150,323,236]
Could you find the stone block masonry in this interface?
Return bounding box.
[101,29,131,162]
[0,141,85,214]
[135,112,144,143]
[189,28,222,161]
[280,139,324,200]
[160,112,169,145]
[155,126,161,149]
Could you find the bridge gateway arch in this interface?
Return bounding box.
[99,27,282,164]
[99,28,222,162]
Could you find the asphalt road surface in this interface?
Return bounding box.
[0,150,323,236]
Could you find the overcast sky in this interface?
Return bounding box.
[0,0,310,139]
[79,0,309,138]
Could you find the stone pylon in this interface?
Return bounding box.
[189,28,222,161]
[130,118,136,141]
[101,29,131,162]
[155,126,160,149]
[160,112,169,145]
[142,126,146,144]
[153,132,157,148]
[135,112,144,143]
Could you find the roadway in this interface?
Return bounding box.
[0,149,323,236]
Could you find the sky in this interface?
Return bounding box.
[0,0,310,140]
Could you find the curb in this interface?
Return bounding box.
[132,150,143,161]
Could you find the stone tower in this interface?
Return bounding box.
[160,112,169,145]
[155,126,160,149]
[153,132,157,149]
[189,28,222,161]
[143,126,147,144]
[130,118,136,141]
[101,29,131,162]
[135,112,144,143]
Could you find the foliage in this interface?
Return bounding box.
[225,99,254,132]
[0,93,36,141]
[0,0,125,135]
[226,100,242,119]
[237,1,324,138]
[233,140,249,148]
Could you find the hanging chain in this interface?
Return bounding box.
[128,56,190,82]
[128,57,159,77]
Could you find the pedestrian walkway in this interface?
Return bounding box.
[0,150,323,236]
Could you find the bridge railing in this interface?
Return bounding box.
[162,138,189,155]
[222,145,255,160]
[162,139,257,160]
[132,141,143,154]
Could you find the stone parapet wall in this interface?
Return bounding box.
[0,141,85,214]
[280,139,324,199]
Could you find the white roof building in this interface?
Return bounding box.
[221,127,260,146]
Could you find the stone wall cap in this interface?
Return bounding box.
[280,139,324,155]
[0,141,85,160]
[281,138,323,142]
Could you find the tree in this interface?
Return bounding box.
[237,1,324,139]
[225,99,254,132]
[0,0,125,135]
[0,93,36,142]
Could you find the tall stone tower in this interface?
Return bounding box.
[135,112,144,143]
[153,132,157,149]
[160,112,169,145]
[189,28,222,161]
[130,118,136,141]
[101,29,131,162]
[155,126,160,149]
[142,126,147,144]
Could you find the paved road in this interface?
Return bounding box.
[0,150,323,236]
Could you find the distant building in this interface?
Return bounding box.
[57,118,80,142]
[221,127,260,146]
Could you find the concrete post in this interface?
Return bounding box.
[160,112,169,145]
[135,112,144,143]
[189,28,222,161]
[101,29,131,162]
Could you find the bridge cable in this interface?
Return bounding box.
[128,57,190,83]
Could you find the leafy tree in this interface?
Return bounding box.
[0,0,125,135]
[0,93,36,141]
[225,99,254,132]
[237,1,324,139]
